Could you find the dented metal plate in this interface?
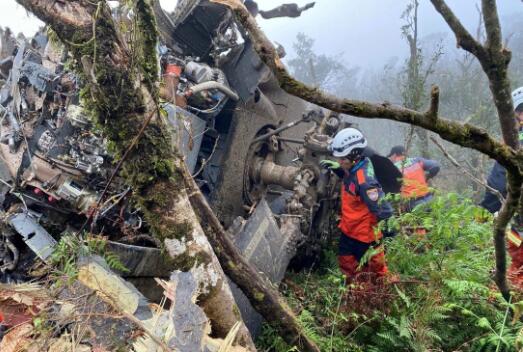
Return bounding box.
[232,199,288,283]
[230,198,297,337]
[8,212,57,262]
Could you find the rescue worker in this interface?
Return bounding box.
[481,86,523,289]
[481,86,523,213]
[320,128,395,283]
[388,146,440,211]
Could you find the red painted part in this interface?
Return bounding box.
[165,64,182,77]
[0,301,35,327]
[33,187,42,195]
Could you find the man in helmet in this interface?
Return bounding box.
[481,86,523,289]
[320,128,394,283]
[388,145,440,212]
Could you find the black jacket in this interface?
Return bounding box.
[480,161,506,213]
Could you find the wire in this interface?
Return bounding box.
[186,98,225,115]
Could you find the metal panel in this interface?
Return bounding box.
[164,104,207,173]
[232,199,289,282]
[8,212,57,262]
[229,198,296,337]
[107,241,172,277]
[220,40,269,102]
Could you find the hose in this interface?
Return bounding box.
[189,81,239,101]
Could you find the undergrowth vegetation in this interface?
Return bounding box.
[257,193,523,351]
[50,233,129,287]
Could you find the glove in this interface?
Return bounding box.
[320,159,340,170]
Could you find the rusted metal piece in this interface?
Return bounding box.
[251,157,299,191]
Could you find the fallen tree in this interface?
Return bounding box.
[212,0,523,301]
[15,0,320,350]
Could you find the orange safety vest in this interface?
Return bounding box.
[395,157,430,199]
[339,168,382,243]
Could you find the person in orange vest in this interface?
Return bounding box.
[320,128,395,283]
[481,86,523,290]
[388,146,440,211]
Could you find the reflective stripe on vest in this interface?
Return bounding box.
[508,229,522,247]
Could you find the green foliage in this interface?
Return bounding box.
[257,324,299,352]
[257,266,362,352]
[257,194,523,351]
[50,234,129,287]
[50,234,82,285]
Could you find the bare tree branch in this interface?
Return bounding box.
[430,136,505,204]
[429,0,520,300]
[427,85,439,122]
[430,0,518,150]
[494,173,522,301]
[430,0,486,59]
[482,0,503,52]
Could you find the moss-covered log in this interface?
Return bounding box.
[16,0,255,348]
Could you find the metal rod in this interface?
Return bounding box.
[251,118,305,144]
[276,136,304,144]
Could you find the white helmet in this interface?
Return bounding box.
[512,86,523,111]
[329,128,367,159]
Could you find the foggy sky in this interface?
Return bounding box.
[3,0,522,69]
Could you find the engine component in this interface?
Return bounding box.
[188,80,239,101]
[56,179,98,214]
[185,61,217,84]
[287,168,315,214]
[182,60,239,116]
[37,130,55,152]
[250,157,299,191]
[66,133,105,174]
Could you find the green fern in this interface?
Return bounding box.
[257,193,521,351]
[50,233,129,286]
[104,251,130,273]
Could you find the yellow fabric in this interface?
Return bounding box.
[507,229,522,247]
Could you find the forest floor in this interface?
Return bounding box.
[257,193,523,352]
